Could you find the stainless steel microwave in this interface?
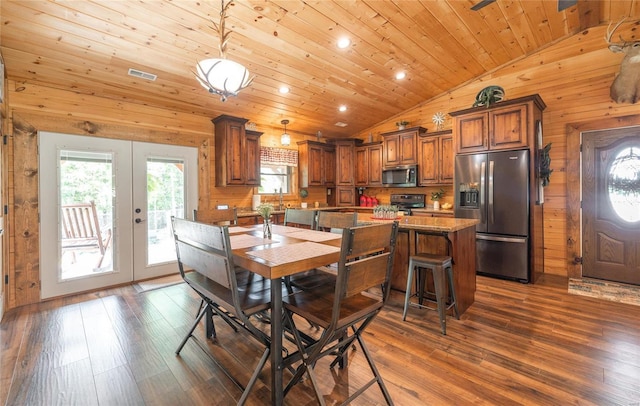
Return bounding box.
[382,165,417,187]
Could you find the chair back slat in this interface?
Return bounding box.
[193,208,238,225]
[343,253,391,298]
[316,211,357,233]
[284,208,317,229]
[171,218,233,289]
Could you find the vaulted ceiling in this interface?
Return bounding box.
[1,1,636,138]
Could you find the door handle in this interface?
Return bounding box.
[135,218,145,224]
[488,160,494,225]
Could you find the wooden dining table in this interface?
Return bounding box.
[228,223,343,405]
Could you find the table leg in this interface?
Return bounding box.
[270,278,283,405]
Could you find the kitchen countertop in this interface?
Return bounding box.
[357,213,478,233]
[411,208,454,215]
[237,206,375,217]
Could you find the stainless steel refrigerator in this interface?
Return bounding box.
[454,150,530,282]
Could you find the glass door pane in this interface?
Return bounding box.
[59,150,115,280]
[146,158,185,265]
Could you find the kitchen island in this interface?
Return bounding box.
[358,214,479,315]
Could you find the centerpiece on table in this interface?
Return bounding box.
[256,203,274,239]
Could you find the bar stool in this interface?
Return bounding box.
[402,254,460,335]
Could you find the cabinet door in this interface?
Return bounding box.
[418,136,438,185]
[335,186,356,206]
[226,121,246,185]
[383,135,400,167]
[323,147,336,186]
[399,132,417,165]
[368,144,383,186]
[244,132,261,186]
[355,147,368,186]
[439,135,454,184]
[455,112,487,154]
[335,142,354,185]
[308,145,324,186]
[489,104,528,150]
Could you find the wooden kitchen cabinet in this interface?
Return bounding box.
[418,130,453,185]
[213,115,262,186]
[333,139,362,186]
[355,142,383,186]
[381,126,426,167]
[450,94,546,154]
[297,141,335,187]
[335,186,357,206]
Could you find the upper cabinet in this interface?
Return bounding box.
[381,126,426,168]
[418,130,453,185]
[333,139,362,186]
[450,94,546,154]
[297,141,336,188]
[355,143,383,187]
[213,115,262,186]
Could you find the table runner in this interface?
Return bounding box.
[230,234,277,249]
[288,229,342,242]
[246,241,340,265]
[227,226,255,234]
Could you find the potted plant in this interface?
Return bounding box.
[396,120,410,130]
[299,188,309,208]
[431,188,445,210]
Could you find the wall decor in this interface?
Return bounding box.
[472,85,505,108]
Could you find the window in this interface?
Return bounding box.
[259,164,292,194]
[259,147,298,194]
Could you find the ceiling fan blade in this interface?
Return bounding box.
[471,0,496,11]
[558,0,578,11]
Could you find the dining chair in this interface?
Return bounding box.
[316,211,358,233]
[290,211,359,291]
[283,208,317,229]
[193,208,238,225]
[282,222,399,405]
[170,217,271,405]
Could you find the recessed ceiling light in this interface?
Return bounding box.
[395,71,406,80]
[337,37,351,49]
[338,105,347,112]
[279,86,290,94]
[334,122,348,127]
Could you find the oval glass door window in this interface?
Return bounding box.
[607,146,640,223]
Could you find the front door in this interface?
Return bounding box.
[39,132,197,299]
[582,127,640,285]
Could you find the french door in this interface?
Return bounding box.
[39,132,197,299]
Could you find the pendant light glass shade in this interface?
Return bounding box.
[196,58,252,102]
[280,119,291,146]
[196,0,253,102]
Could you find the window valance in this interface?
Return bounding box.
[260,146,298,167]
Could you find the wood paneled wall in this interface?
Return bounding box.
[3,24,640,308]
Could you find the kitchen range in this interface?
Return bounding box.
[390,193,426,215]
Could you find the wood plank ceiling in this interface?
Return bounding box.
[0,1,636,138]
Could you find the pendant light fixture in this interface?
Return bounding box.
[195,0,253,102]
[280,119,291,146]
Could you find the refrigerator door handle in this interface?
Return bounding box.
[488,160,494,225]
[480,161,486,225]
[476,234,527,244]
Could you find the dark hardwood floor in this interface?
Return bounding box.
[1,274,639,405]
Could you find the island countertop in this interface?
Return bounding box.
[357,213,479,233]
